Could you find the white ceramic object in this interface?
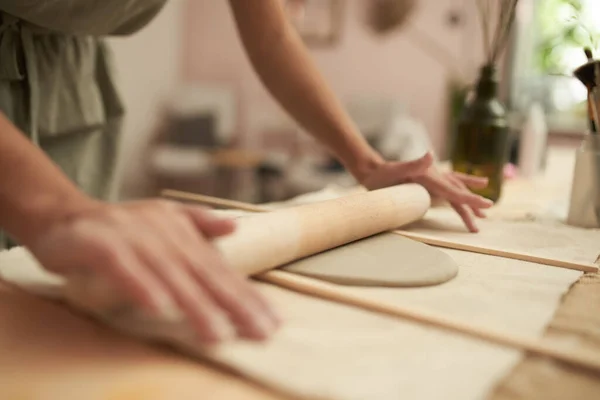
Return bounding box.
[567,135,600,228]
[519,102,548,178]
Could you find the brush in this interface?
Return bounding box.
[592,59,600,225]
[582,48,598,134]
[591,59,600,134]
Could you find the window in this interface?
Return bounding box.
[508,0,600,133]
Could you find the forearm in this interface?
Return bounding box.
[228,0,383,180]
[0,113,96,245]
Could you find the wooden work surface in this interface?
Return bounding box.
[0,145,598,399]
[488,147,600,399]
[0,280,282,399]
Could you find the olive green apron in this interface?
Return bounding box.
[0,0,168,247]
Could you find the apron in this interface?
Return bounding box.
[0,0,168,248]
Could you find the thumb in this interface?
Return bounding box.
[362,152,434,190]
[388,152,434,179]
[182,205,237,238]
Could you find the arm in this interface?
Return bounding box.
[0,112,279,342]
[228,0,493,232]
[0,112,94,245]
[227,0,382,182]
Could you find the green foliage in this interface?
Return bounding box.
[535,0,600,74]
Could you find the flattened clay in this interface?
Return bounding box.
[281,233,459,287]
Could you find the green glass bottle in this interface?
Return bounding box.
[451,64,510,202]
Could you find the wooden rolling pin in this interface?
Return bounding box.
[162,189,598,273]
[62,185,429,317]
[211,184,430,276]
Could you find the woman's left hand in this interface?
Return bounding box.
[358,152,494,233]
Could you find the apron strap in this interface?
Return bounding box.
[0,14,24,81]
[0,13,39,143]
[19,28,39,143]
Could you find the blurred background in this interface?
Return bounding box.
[108,0,600,203]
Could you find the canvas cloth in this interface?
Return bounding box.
[1,204,598,399]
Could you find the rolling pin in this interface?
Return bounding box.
[63,184,430,312]
[163,189,598,273]
[214,184,430,276]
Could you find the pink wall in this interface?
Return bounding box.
[183,0,485,155]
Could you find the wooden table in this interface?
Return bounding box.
[488,147,600,400]
[1,145,597,400]
[0,281,283,399]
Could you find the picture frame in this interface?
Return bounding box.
[285,0,345,47]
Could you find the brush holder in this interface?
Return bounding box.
[567,135,600,229]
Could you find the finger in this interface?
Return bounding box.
[128,225,235,344]
[440,183,493,209]
[471,207,487,219]
[182,205,237,238]
[363,152,435,190]
[447,173,489,201]
[444,175,487,219]
[452,172,489,189]
[189,247,282,336]
[445,173,468,190]
[189,239,277,340]
[172,211,281,331]
[456,192,494,209]
[145,210,279,340]
[416,174,462,202]
[418,174,493,210]
[451,203,479,233]
[388,152,434,179]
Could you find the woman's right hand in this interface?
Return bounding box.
[26,199,280,345]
